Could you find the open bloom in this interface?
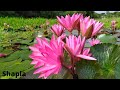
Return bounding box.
[89,38,101,46]
[57,13,81,32]
[29,35,64,79]
[80,16,104,39]
[82,48,92,56]
[80,48,94,60]
[58,33,66,40]
[65,35,96,61]
[51,24,65,37]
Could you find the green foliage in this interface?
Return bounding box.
[76,43,120,79]
[0,17,56,79]
[0,50,31,62]
[96,17,120,29]
[76,60,98,79]
[0,11,99,18]
[0,59,33,79]
[115,60,120,78]
[0,17,56,29]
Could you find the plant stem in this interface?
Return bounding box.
[78,30,80,36]
[62,63,73,75]
[73,74,79,79]
[71,56,75,74]
[71,56,79,79]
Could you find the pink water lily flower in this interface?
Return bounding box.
[92,20,104,37]
[51,24,65,37]
[58,33,66,40]
[29,35,64,79]
[82,48,92,57]
[0,53,7,58]
[89,38,101,46]
[111,20,117,31]
[80,16,104,39]
[65,35,96,61]
[57,13,81,32]
[74,14,84,30]
[111,20,117,26]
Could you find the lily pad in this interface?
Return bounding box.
[76,43,120,79]
[97,34,117,44]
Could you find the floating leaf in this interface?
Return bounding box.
[0,51,21,62]
[19,40,32,45]
[91,43,120,78]
[97,34,117,44]
[19,50,31,60]
[0,49,31,62]
[115,60,120,79]
[20,45,29,50]
[76,60,98,79]
[76,43,120,79]
[0,59,33,79]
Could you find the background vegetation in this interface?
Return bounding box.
[0,11,100,18]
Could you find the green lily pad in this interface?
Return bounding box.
[97,34,117,44]
[76,43,120,79]
[0,59,33,79]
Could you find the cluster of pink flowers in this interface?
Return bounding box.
[29,13,103,79]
